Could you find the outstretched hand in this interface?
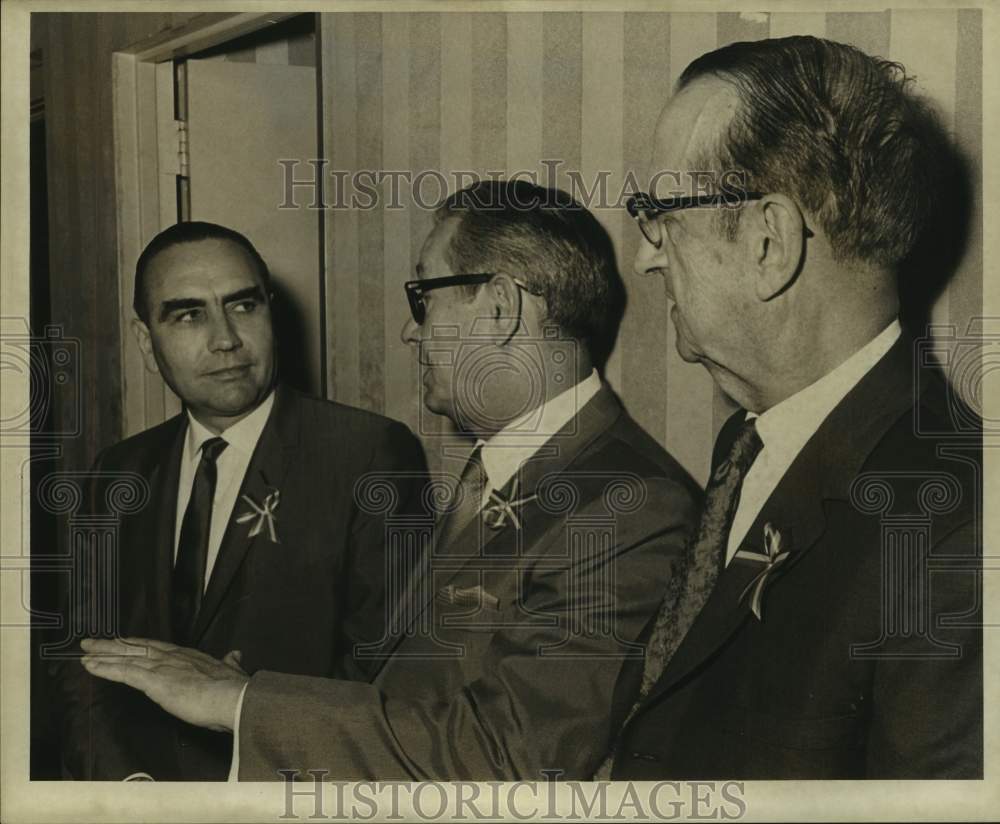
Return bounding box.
[81,637,249,733]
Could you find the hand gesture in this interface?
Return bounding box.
[81,637,249,733]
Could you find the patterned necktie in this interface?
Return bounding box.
[172,436,227,643]
[594,415,763,779]
[435,444,486,551]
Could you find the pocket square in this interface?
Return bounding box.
[436,584,501,610]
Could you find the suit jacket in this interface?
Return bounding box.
[56,384,427,780]
[236,386,701,780]
[610,336,982,779]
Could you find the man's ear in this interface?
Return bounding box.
[480,273,523,345]
[748,194,807,301]
[131,318,160,374]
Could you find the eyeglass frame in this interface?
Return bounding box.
[404,272,538,325]
[626,190,765,248]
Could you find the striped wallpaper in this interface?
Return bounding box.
[318,9,983,485]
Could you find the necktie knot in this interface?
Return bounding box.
[711,419,763,483]
[456,444,487,506]
[462,443,484,476]
[729,420,763,473]
[201,437,228,464]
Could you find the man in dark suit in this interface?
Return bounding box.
[79,182,701,780]
[56,222,426,780]
[600,36,982,779]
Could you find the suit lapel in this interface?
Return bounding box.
[371,386,624,670]
[644,335,920,703]
[139,416,187,640]
[432,443,558,562]
[190,386,300,645]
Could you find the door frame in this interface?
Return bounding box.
[112,12,302,436]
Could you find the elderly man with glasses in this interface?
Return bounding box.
[599,36,982,780]
[80,180,701,781]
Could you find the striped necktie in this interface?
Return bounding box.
[434,444,487,551]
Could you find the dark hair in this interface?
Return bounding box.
[133,221,270,323]
[679,36,947,269]
[435,180,620,346]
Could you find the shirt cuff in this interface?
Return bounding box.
[227,681,250,782]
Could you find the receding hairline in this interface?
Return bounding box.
[651,77,742,183]
[138,235,268,319]
[145,234,262,271]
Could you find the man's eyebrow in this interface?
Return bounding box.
[156,287,264,322]
[222,285,265,304]
[159,298,205,322]
[415,262,425,278]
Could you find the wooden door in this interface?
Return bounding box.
[186,58,322,397]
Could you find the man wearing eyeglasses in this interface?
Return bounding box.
[80,181,701,780]
[599,36,982,779]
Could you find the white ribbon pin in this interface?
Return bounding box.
[236,489,280,543]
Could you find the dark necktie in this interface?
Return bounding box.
[434,444,487,551]
[172,436,228,643]
[594,414,763,778]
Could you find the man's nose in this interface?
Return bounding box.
[209,311,243,352]
[633,236,665,278]
[401,316,420,346]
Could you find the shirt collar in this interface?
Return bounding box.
[751,319,901,453]
[477,369,602,493]
[184,389,276,462]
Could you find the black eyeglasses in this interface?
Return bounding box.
[626,190,764,248]
[404,273,537,325]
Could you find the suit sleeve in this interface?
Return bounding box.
[866,520,982,778]
[336,421,428,681]
[236,475,698,780]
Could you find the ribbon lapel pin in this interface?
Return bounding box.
[482,478,538,532]
[734,522,791,620]
[236,487,281,543]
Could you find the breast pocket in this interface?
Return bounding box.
[721,704,866,751]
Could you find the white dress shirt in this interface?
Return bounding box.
[175,391,275,589]
[476,368,603,505]
[227,370,602,781]
[725,319,901,564]
[123,392,276,780]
